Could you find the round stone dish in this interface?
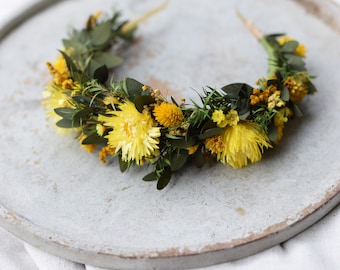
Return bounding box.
[0,0,339,269]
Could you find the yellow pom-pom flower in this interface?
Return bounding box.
[98,100,161,165]
[205,121,272,168]
[153,102,184,127]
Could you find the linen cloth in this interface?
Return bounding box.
[1,1,339,269]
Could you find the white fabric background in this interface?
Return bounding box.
[0,1,339,269]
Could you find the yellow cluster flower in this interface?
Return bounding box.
[205,121,272,168]
[274,107,293,143]
[46,52,75,89]
[283,76,308,102]
[278,36,307,57]
[99,145,116,164]
[212,109,239,128]
[250,79,282,106]
[267,91,285,109]
[153,102,184,127]
[98,100,161,165]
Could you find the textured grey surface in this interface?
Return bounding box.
[0,0,339,269]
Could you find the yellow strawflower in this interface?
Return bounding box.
[205,121,271,168]
[153,102,184,127]
[98,100,161,165]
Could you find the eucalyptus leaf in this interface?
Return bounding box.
[307,81,317,95]
[134,95,155,113]
[284,54,305,67]
[93,65,109,83]
[170,150,189,171]
[92,52,123,69]
[125,77,144,98]
[281,86,290,102]
[91,21,113,46]
[156,167,172,190]
[280,40,298,53]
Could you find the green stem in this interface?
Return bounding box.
[259,37,279,78]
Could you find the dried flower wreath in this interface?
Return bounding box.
[43,3,316,189]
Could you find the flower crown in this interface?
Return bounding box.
[43,3,317,189]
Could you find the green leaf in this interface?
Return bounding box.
[93,65,109,83]
[91,21,113,46]
[54,108,77,120]
[143,171,158,181]
[306,81,317,95]
[281,86,290,102]
[157,167,172,190]
[134,95,155,113]
[81,132,107,144]
[268,124,278,142]
[56,118,81,128]
[280,40,298,53]
[198,127,223,140]
[168,136,196,149]
[284,54,305,67]
[119,158,129,172]
[125,77,145,98]
[92,52,123,69]
[59,50,80,78]
[170,150,189,171]
[72,95,96,106]
[291,102,303,117]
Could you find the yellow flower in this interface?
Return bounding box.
[205,121,271,168]
[212,109,239,128]
[46,52,75,88]
[274,107,293,143]
[153,102,184,127]
[96,124,106,136]
[278,36,307,58]
[212,110,226,127]
[99,145,116,164]
[225,110,239,126]
[98,100,161,165]
[267,90,285,109]
[42,83,75,133]
[187,144,199,155]
[283,76,308,102]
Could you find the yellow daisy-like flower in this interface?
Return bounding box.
[98,100,161,165]
[205,121,272,168]
[274,107,293,143]
[153,102,184,127]
[278,36,307,58]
